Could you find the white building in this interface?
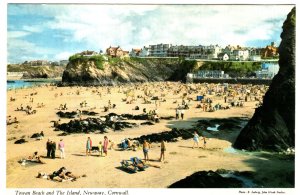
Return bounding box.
[230,49,249,61]
[139,46,150,57]
[217,53,229,61]
[255,62,279,79]
[203,45,222,59]
[148,43,172,57]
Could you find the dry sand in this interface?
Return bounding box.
[6,82,294,188]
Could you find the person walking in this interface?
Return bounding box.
[86,137,92,156]
[159,140,166,162]
[192,131,200,149]
[58,139,65,159]
[46,139,51,158]
[51,140,56,159]
[103,136,109,156]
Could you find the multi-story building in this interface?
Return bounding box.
[203,45,222,59]
[148,43,172,57]
[230,49,249,61]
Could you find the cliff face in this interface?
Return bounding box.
[21,65,65,79]
[7,64,65,79]
[62,58,194,85]
[234,8,295,151]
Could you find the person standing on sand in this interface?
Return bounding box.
[51,140,56,159]
[180,109,185,120]
[159,140,166,162]
[201,136,207,149]
[46,139,51,158]
[143,140,150,162]
[58,139,65,159]
[86,137,92,156]
[103,136,109,156]
[192,131,200,149]
[175,108,179,120]
[98,141,103,157]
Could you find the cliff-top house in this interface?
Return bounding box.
[261,42,278,58]
[106,46,129,58]
[129,48,142,57]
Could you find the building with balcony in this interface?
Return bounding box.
[148,43,172,57]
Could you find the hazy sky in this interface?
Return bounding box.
[7,4,294,63]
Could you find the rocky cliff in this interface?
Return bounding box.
[7,64,65,79]
[62,57,197,85]
[234,8,295,151]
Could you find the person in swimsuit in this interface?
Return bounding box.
[159,140,166,162]
[142,140,150,162]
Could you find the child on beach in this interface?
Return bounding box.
[109,140,115,150]
[98,141,103,157]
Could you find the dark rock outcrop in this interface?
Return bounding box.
[168,170,244,188]
[133,128,200,143]
[56,117,137,133]
[14,138,27,144]
[234,8,295,151]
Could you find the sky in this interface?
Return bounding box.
[7,4,294,63]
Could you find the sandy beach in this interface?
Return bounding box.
[6,82,294,188]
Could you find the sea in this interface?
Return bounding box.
[7,80,58,90]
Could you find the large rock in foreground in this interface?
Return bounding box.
[234,8,295,151]
[169,170,244,188]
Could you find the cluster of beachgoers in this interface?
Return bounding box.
[7,81,271,188]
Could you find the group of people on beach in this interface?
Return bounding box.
[46,139,65,159]
[141,139,166,162]
[192,131,207,149]
[86,136,110,157]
